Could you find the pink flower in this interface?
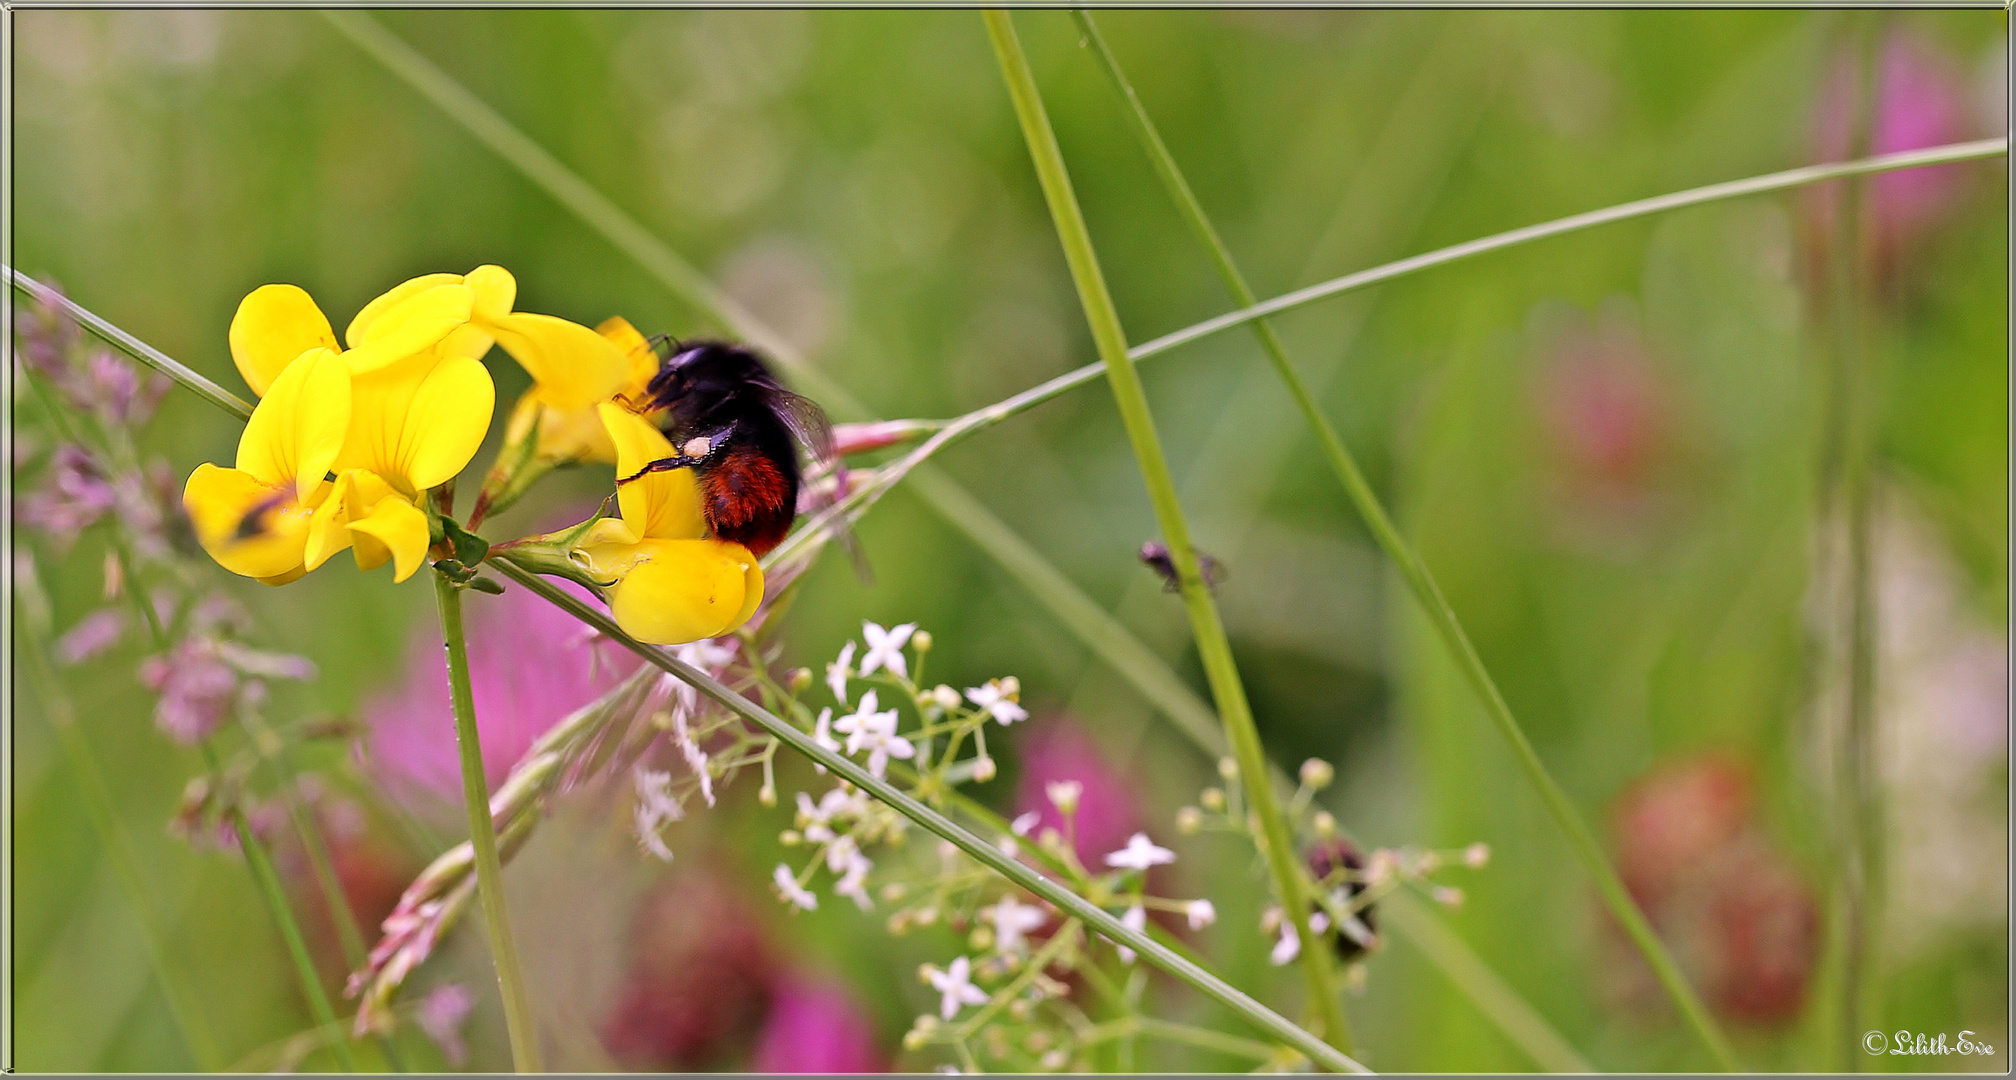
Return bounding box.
[139,635,241,744]
[1011,717,1144,868]
[750,975,885,1073]
[1807,30,1980,284]
[601,866,777,1069]
[363,578,638,808]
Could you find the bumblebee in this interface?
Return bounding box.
[617,339,831,559]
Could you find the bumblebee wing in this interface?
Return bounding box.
[773,388,835,463]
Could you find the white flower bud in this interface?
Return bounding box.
[1432,885,1465,909]
[1199,787,1226,811]
[1299,758,1335,790]
[912,629,934,653]
[932,684,962,710]
[1464,842,1491,868]
[786,667,813,692]
[1311,810,1337,837]
[1217,757,1239,780]
[972,756,997,783]
[1175,806,1204,834]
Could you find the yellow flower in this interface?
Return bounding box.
[502,315,658,466]
[573,404,763,644]
[193,276,497,584]
[183,348,350,584]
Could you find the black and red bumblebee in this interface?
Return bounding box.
[617,339,831,558]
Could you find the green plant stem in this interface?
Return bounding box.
[491,560,1366,1075]
[430,570,541,1073]
[1081,1016,1283,1062]
[1069,10,1704,1069]
[983,10,1350,1055]
[13,590,222,1070]
[201,740,358,1072]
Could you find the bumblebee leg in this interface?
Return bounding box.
[616,454,699,486]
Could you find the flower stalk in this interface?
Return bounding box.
[203,738,359,1072]
[983,9,1350,1054]
[431,567,542,1073]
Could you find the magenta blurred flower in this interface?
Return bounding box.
[1535,313,1669,500]
[750,975,885,1073]
[17,445,118,549]
[415,983,475,1068]
[1011,717,1144,869]
[363,579,639,806]
[139,635,243,743]
[1809,29,1980,280]
[55,607,126,665]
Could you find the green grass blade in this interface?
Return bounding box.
[1072,10,1738,1069]
[984,9,1353,1056]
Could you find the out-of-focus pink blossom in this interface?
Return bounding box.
[1604,754,1820,1025]
[750,975,885,1073]
[1535,314,1669,497]
[139,635,242,743]
[17,445,117,549]
[1011,717,1144,869]
[1808,30,1980,283]
[55,607,126,665]
[363,580,639,807]
[415,984,474,1068]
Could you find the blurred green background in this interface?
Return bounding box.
[11,8,2007,1072]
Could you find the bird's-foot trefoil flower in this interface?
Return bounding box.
[535,405,763,645]
[190,275,499,584]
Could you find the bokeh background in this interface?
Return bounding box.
[11,8,2007,1072]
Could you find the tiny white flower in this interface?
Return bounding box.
[826,641,856,705]
[833,691,912,777]
[1045,780,1082,816]
[1104,832,1177,871]
[926,956,989,1020]
[1010,811,1042,837]
[963,680,1029,726]
[774,864,818,911]
[1269,911,1330,966]
[834,848,874,911]
[988,896,1047,954]
[858,621,917,681]
[1186,899,1217,930]
[672,710,714,807]
[811,707,839,774]
[1115,904,1147,964]
[634,803,674,862]
[633,767,682,823]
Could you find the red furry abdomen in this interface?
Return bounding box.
[701,446,795,557]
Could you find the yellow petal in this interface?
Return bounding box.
[303,471,358,572]
[465,265,517,323]
[341,353,495,492]
[491,312,632,411]
[236,347,352,497]
[182,463,314,581]
[344,273,461,348]
[599,403,705,540]
[345,490,431,583]
[344,284,475,374]
[574,516,646,580]
[604,538,762,644]
[597,315,662,395]
[523,396,617,465]
[229,285,340,397]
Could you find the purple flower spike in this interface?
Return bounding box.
[139,636,241,744]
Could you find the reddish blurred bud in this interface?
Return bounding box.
[601,865,778,1070]
[1305,837,1379,960]
[1604,753,1820,1025]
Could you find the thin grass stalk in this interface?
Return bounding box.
[1379,892,1592,1073]
[430,570,541,1073]
[982,10,1350,1053]
[13,585,223,1070]
[1820,17,1886,1069]
[1069,10,1735,1068]
[491,559,1367,1075]
[201,743,360,1072]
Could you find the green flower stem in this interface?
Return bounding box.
[491,560,1367,1075]
[983,10,1350,1055]
[430,570,541,1074]
[1080,1015,1284,1063]
[200,739,358,1072]
[1069,9,1734,1069]
[13,582,222,1071]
